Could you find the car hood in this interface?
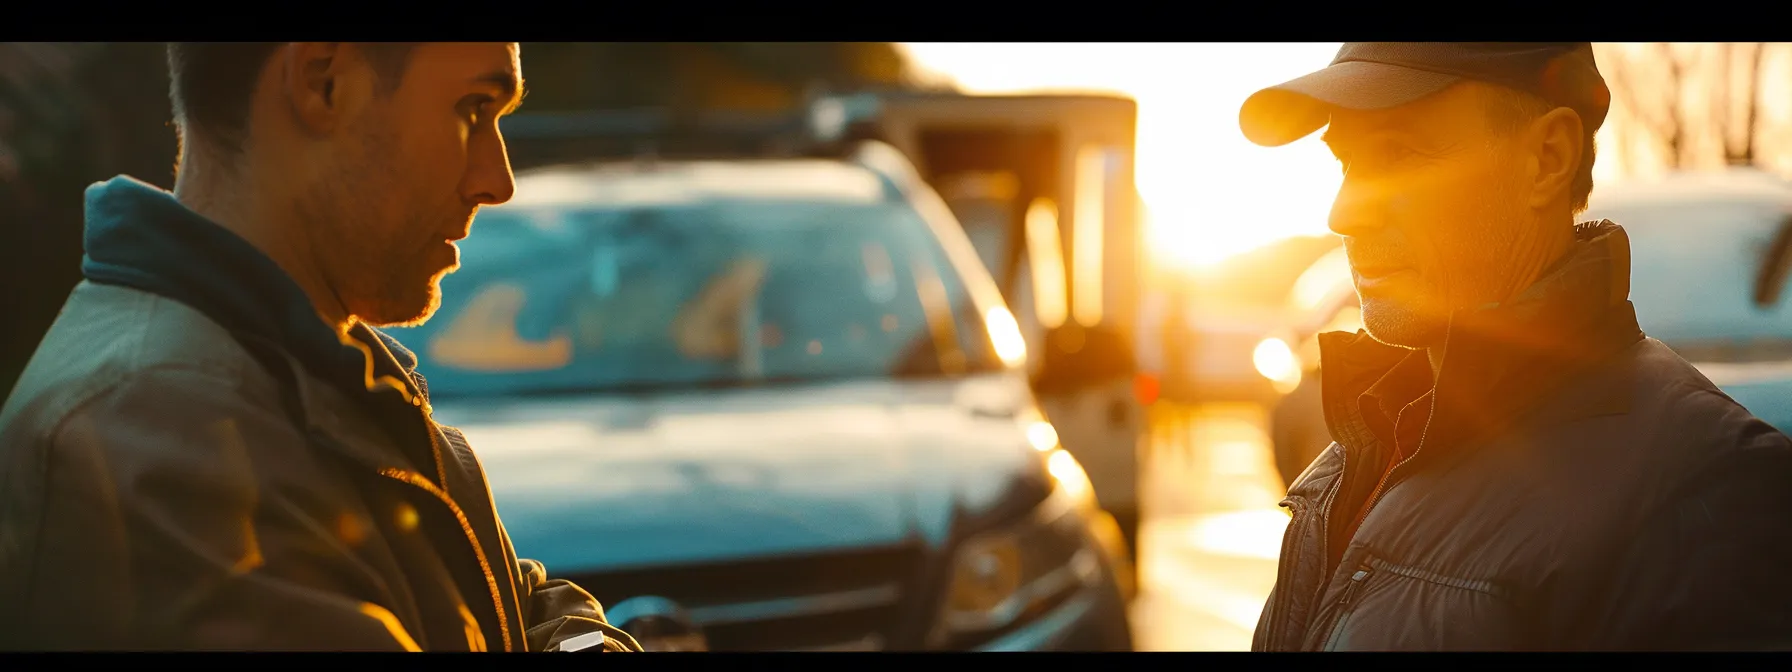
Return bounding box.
[428,373,1045,574]
[1692,361,1792,433]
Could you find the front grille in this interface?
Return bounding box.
[559,543,923,651]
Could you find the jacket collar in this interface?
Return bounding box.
[1318,220,1646,458]
[79,175,429,410]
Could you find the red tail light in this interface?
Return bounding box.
[1133,372,1160,406]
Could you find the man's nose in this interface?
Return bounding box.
[463,132,517,207]
[1327,179,1380,238]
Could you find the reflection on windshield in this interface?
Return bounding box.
[391,199,1006,398]
[428,283,573,371]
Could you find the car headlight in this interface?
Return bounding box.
[1017,405,1060,453]
[927,472,1104,647]
[1015,406,1096,510]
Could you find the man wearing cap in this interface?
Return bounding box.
[1239,43,1792,651]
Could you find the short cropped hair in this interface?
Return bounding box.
[1477,82,1598,214]
[166,42,419,155]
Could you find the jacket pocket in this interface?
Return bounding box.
[1319,556,1517,651]
[1320,563,1377,650]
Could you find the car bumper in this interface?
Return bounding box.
[972,580,1132,651]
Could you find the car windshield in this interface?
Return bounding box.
[1588,196,1792,363]
[387,197,1008,399]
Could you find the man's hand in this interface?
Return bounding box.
[513,555,643,652]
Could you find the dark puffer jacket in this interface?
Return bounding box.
[1253,221,1792,651]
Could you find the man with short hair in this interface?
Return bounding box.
[1238,42,1792,651]
[0,42,641,652]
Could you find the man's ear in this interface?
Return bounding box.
[1529,106,1585,210]
[280,42,345,138]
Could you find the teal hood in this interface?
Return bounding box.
[78,175,429,412]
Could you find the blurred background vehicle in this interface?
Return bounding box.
[1265,167,1792,489]
[1263,246,1358,488]
[1582,168,1792,432]
[386,139,1136,652]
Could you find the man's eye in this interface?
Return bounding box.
[1341,143,1412,176]
[460,95,495,124]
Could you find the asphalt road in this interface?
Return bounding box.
[1130,402,1290,651]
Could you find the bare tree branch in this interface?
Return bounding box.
[1657,43,1685,168]
[1717,43,1734,164]
[1742,42,1766,165]
[1606,42,1782,174]
[1604,44,1687,170]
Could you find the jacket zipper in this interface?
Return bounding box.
[1294,458,1344,649]
[249,336,510,651]
[1265,467,1345,651]
[1320,565,1374,650]
[1348,394,1436,534]
[1263,497,1307,650]
[1359,323,1448,525]
[378,467,514,652]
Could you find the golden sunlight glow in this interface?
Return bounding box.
[901,43,1349,271]
[903,43,1640,272]
[984,305,1029,367]
[1024,198,1069,328]
[1073,146,1106,326]
[1186,509,1293,560]
[1047,448,1093,501]
[1025,418,1060,452]
[1252,337,1302,392]
[359,602,424,652]
[1017,404,1058,451]
[1290,247,1352,311]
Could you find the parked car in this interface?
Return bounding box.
[1263,246,1360,488]
[503,98,1152,571]
[1266,168,1792,489]
[386,140,1135,652]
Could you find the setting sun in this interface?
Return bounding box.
[900,43,1634,274]
[900,43,1348,272]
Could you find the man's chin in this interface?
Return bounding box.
[1360,300,1442,350]
[352,285,443,329]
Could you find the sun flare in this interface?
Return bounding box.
[899,43,1348,273]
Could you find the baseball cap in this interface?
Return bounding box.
[1238,42,1612,147]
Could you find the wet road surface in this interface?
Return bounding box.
[1130,402,1290,651]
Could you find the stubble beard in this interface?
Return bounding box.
[1361,296,1443,351]
[301,117,445,330]
[1361,165,1529,352]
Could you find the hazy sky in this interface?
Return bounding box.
[899,43,1631,272]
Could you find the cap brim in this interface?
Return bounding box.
[1239,61,1464,147]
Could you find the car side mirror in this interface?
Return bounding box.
[1031,323,1138,396]
[1753,213,1792,309]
